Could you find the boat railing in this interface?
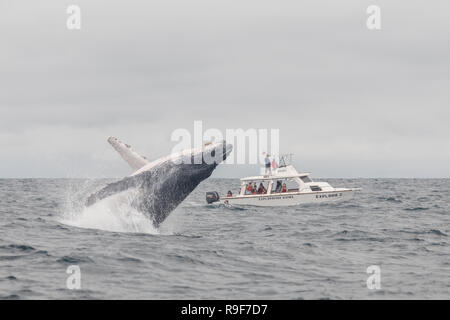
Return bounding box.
[278,153,294,167]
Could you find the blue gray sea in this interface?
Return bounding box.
[0,178,449,299]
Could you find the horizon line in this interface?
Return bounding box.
[0,176,449,180]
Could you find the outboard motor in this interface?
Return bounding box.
[206,191,220,204]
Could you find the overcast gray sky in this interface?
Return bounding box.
[1,0,449,178]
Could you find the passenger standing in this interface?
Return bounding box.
[264,154,271,175]
[271,157,279,171]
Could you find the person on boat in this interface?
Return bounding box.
[271,157,279,170]
[252,183,257,194]
[281,183,287,193]
[257,183,263,194]
[264,154,271,175]
[227,190,232,197]
[258,183,267,194]
[246,183,253,195]
[275,180,282,193]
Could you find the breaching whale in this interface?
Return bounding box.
[86,137,233,227]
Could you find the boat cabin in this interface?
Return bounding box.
[235,170,315,196]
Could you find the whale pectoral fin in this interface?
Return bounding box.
[108,136,149,171]
[85,175,140,207]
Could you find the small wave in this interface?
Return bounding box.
[335,237,386,243]
[205,203,247,211]
[222,205,246,211]
[55,224,70,231]
[0,255,23,261]
[334,203,362,209]
[302,242,316,247]
[0,244,50,263]
[404,207,429,211]
[173,233,202,239]
[167,254,205,265]
[118,256,142,263]
[331,230,387,242]
[35,250,50,257]
[182,201,203,207]
[377,196,402,203]
[0,244,35,252]
[399,229,447,237]
[428,229,447,237]
[1,294,20,300]
[57,255,94,264]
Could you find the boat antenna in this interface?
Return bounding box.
[279,153,293,167]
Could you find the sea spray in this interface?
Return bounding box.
[59,180,159,234]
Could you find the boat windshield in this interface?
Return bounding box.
[300,176,312,183]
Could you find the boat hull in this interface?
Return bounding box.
[216,188,358,207]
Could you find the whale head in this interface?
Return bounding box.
[177,140,233,173]
[137,140,233,226]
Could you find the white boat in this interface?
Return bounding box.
[206,155,361,207]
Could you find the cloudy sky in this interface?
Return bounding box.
[1,0,449,178]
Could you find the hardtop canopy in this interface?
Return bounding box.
[240,173,311,182]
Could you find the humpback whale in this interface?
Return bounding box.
[86,137,232,227]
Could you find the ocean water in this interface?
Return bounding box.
[0,178,449,299]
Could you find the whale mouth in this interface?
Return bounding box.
[201,140,232,164]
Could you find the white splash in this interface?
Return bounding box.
[59,183,159,234]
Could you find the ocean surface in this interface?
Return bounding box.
[0,178,449,299]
